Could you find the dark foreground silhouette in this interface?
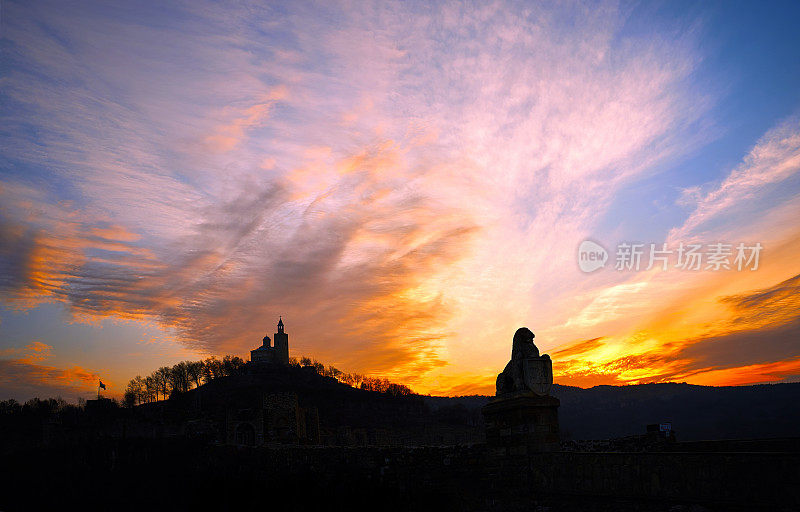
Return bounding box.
[2,436,798,511]
[2,368,800,511]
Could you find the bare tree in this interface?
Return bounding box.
[202,357,223,382]
[144,376,157,402]
[154,366,172,400]
[323,366,343,381]
[170,362,189,394]
[123,389,137,408]
[222,355,245,376]
[187,361,204,389]
[123,375,146,406]
[386,382,413,396]
[124,354,415,403]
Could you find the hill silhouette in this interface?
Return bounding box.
[116,363,481,446]
[3,367,799,511]
[424,381,800,441]
[165,364,428,430]
[4,368,799,448]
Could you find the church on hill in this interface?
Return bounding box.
[250,317,289,366]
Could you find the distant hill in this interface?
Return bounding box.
[5,368,799,447]
[424,382,800,441]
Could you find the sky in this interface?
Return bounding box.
[1,0,799,401]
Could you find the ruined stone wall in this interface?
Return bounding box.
[8,437,798,510]
[269,445,800,508]
[510,450,799,507]
[263,392,301,443]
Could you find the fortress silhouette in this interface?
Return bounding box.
[1,321,798,511]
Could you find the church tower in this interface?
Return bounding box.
[250,317,290,366]
[273,316,289,365]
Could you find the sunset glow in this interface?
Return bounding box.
[1,0,799,400]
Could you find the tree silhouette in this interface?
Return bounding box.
[187,361,204,389]
[169,362,190,395]
[123,375,147,406]
[155,367,171,400]
[202,357,223,382]
[222,355,245,376]
[123,353,415,406]
[144,376,157,402]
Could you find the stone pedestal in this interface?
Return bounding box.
[482,392,560,454]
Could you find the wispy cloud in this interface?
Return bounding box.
[1,0,797,394]
[546,112,800,387]
[670,118,800,243]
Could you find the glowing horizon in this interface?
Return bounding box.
[1,0,799,401]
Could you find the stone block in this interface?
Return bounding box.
[482,392,560,453]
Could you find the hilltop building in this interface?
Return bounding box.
[250,317,289,366]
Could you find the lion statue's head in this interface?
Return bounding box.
[511,327,539,360]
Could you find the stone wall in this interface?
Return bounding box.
[506,450,799,508]
[272,445,799,509]
[5,438,798,510]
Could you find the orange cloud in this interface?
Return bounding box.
[89,225,142,243]
[683,358,800,387]
[2,0,799,399]
[1,134,480,387]
[551,337,605,359]
[0,340,103,401]
[205,86,289,152]
[549,270,800,389]
[428,378,496,397]
[0,341,53,363]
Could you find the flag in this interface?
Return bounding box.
[99,381,106,390]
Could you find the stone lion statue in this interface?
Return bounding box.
[496,327,553,396]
